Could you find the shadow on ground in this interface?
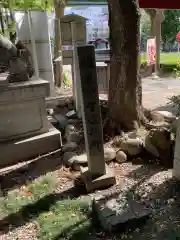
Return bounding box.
[0,151,63,193]
[1,162,180,240]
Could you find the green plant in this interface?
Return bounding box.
[63,71,71,86]
[169,95,180,115]
[173,62,180,77]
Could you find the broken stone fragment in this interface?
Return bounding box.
[63,152,88,167]
[63,152,77,166]
[66,110,77,119]
[116,150,127,163]
[54,114,68,131]
[154,110,176,122]
[104,147,116,162]
[67,132,82,143]
[47,108,54,116]
[150,111,165,122]
[62,142,78,153]
[93,195,151,232]
[65,124,81,143]
[144,128,172,163]
[120,138,143,156]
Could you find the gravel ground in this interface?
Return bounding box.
[0,157,179,239]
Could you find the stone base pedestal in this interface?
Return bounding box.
[0,125,62,167]
[0,77,62,167]
[0,78,50,142]
[80,166,116,192]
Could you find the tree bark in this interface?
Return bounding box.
[107,0,143,131]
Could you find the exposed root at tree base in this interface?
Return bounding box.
[103,110,149,139]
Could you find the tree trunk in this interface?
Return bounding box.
[107,0,143,131]
[53,0,64,87]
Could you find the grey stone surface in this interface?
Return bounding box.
[0,79,50,142]
[154,110,176,122]
[116,150,127,163]
[66,132,82,143]
[62,142,78,152]
[80,166,116,192]
[63,152,88,166]
[65,125,76,138]
[93,196,151,232]
[63,152,77,166]
[120,138,143,156]
[145,128,171,161]
[66,110,77,119]
[47,108,54,116]
[75,154,88,164]
[45,95,73,109]
[0,126,62,167]
[104,147,116,162]
[54,114,68,131]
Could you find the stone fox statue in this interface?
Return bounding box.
[0,34,34,82]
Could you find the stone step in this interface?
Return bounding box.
[0,126,62,167]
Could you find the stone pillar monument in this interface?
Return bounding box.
[77,45,116,192]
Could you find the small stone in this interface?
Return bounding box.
[150,112,164,122]
[144,128,172,164]
[65,125,81,143]
[54,114,68,130]
[63,152,76,166]
[67,132,81,143]
[167,198,175,205]
[47,116,57,125]
[66,110,77,119]
[104,147,116,162]
[154,111,176,122]
[63,152,88,166]
[65,125,76,136]
[144,135,160,157]
[126,131,137,139]
[47,108,54,115]
[62,142,78,152]
[74,153,88,164]
[120,138,143,156]
[116,150,127,163]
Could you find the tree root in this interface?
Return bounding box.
[103,107,149,139]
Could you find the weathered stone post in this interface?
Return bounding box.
[77,45,116,192]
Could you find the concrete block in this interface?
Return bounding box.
[80,166,116,192]
[0,126,62,167]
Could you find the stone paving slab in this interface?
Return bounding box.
[93,194,151,232]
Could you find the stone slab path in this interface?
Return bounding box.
[142,77,180,111]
